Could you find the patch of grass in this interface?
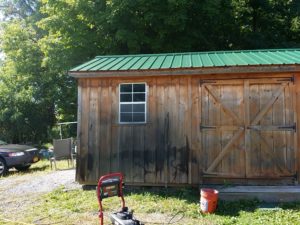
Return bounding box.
[41,143,53,149]
[16,186,300,225]
[208,200,300,225]
[123,187,200,218]
[4,159,74,177]
[19,187,205,225]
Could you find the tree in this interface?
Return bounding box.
[231,0,300,49]
[0,20,56,143]
[0,0,299,143]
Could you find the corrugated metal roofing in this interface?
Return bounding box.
[70,49,300,72]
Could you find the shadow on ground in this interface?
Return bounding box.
[125,186,199,204]
[8,164,49,176]
[215,199,259,216]
[83,185,200,204]
[82,185,300,218]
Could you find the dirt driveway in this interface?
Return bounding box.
[0,169,209,225]
[0,169,81,224]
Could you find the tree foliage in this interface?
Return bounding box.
[0,0,299,143]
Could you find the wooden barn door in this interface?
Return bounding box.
[201,78,296,180]
[246,78,296,179]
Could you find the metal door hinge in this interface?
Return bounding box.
[278,123,296,132]
[277,76,295,84]
[200,125,216,131]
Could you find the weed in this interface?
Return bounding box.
[3,159,74,177]
[15,186,300,225]
[3,163,300,224]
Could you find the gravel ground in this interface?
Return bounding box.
[0,169,81,222]
[0,169,80,195]
[0,170,205,225]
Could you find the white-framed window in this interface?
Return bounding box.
[119,83,147,123]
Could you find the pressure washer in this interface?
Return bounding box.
[97,173,144,225]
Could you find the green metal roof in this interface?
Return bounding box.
[70,49,300,72]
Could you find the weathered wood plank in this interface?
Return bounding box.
[291,79,297,179]
[178,77,189,184]
[207,84,222,173]
[259,84,274,176]
[110,81,120,173]
[244,80,250,178]
[168,77,178,183]
[272,83,286,175]
[111,80,119,124]
[99,80,111,176]
[232,83,245,177]
[78,79,90,183]
[254,131,291,175]
[220,84,228,174]
[107,81,113,174]
[156,78,167,184]
[75,79,83,182]
[249,83,261,177]
[92,79,101,181]
[201,80,209,177]
[144,78,157,183]
[187,77,192,184]
[205,85,243,125]
[191,78,201,184]
[119,125,133,182]
[163,77,171,186]
[206,129,244,173]
[207,82,244,177]
[284,82,293,172]
[251,84,286,126]
[294,74,300,182]
[220,84,244,176]
[133,126,145,183]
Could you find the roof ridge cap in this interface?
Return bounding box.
[95,48,300,58]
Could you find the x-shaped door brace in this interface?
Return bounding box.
[203,82,290,174]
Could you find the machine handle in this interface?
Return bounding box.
[97,172,126,225]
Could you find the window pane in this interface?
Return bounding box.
[120,113,132,122]
[120,93,132,102]
[133,104,145,113]
[121,104,132,113]
[133,113,145,122]
[120,84,132,92]
[133,84,145,92]
[133,93,145,102]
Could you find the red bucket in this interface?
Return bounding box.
[200,188,219,213]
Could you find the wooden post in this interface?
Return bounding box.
[294,74,300,184]
[59,124,62,139]
[244,80,250,178]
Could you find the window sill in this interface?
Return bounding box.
[112,122,152,127]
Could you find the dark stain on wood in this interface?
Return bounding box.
[87,153,93,171]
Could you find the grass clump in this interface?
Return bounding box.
[4,173,300,225]
[5,159,74,177]
[19,185,300,225]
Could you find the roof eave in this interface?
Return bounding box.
[68,64,300,79]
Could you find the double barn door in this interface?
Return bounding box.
[201,78,296,180]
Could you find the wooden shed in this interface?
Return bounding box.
[69,49,300,186]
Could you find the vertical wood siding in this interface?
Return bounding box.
[76,73,300,185]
